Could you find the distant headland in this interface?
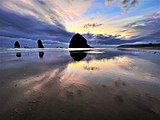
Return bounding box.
[117,43,160,50]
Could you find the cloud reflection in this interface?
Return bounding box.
[62,55,159,83]
[14,54,159,101]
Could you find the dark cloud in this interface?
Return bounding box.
[0,8,68,36]
[0,0,92,30]
[83,23,103,29]
[85,34,126,45]
[120,0,138,10]
[106,0,139,10]
[0,0,66,29]
[84,32,160,46]
[37,0,46,5]
[0,8,73,47]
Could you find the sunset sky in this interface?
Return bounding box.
[0,0,160,47]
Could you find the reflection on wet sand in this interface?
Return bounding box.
[15,51,44,58]
[69,51,87,61]
[16,52,21,57]
[0,49,160,120]
[39,52,44,58]
[66,56,160,83]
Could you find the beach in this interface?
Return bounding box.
[0,48,160,120]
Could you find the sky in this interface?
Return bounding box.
[0,0,160,47]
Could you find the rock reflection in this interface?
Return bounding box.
[16,52,21,57]
[39,52,44,58]
[69,51,87,61]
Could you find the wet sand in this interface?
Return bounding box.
[0,48,160,120]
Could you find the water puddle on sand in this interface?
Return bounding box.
[0,48,160,120]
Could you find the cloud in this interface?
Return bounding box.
[84,11,160,45]
[120,0,139,10]
[83,23,103,29]
[0,0,92,47]
[0,0,92,29]
[105,0,139,10]
[0,8,68,36]
[0,0,159,47]
[0,0,140,31]
[120,11,160,39]
[0,8,74,48]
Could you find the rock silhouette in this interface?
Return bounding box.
[70,51,87,61]
[117,43,160,49]
[14,41,20,48]
[37,40,44,48]
[69,33,91,48]
[39,52,44,58]
[16,52,21,57]
[24,46,29,48]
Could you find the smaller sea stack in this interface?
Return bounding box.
[14,41,20,48]
[37,40,44,48]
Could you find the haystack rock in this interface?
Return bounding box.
[37,40,44,48]
[69,33,91,48]
[14,41,20,48]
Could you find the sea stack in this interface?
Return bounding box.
[37,40,44,48]
[14,41,20,48]
[69,33,91,48]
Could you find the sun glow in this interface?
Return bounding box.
[67,25,134,39]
